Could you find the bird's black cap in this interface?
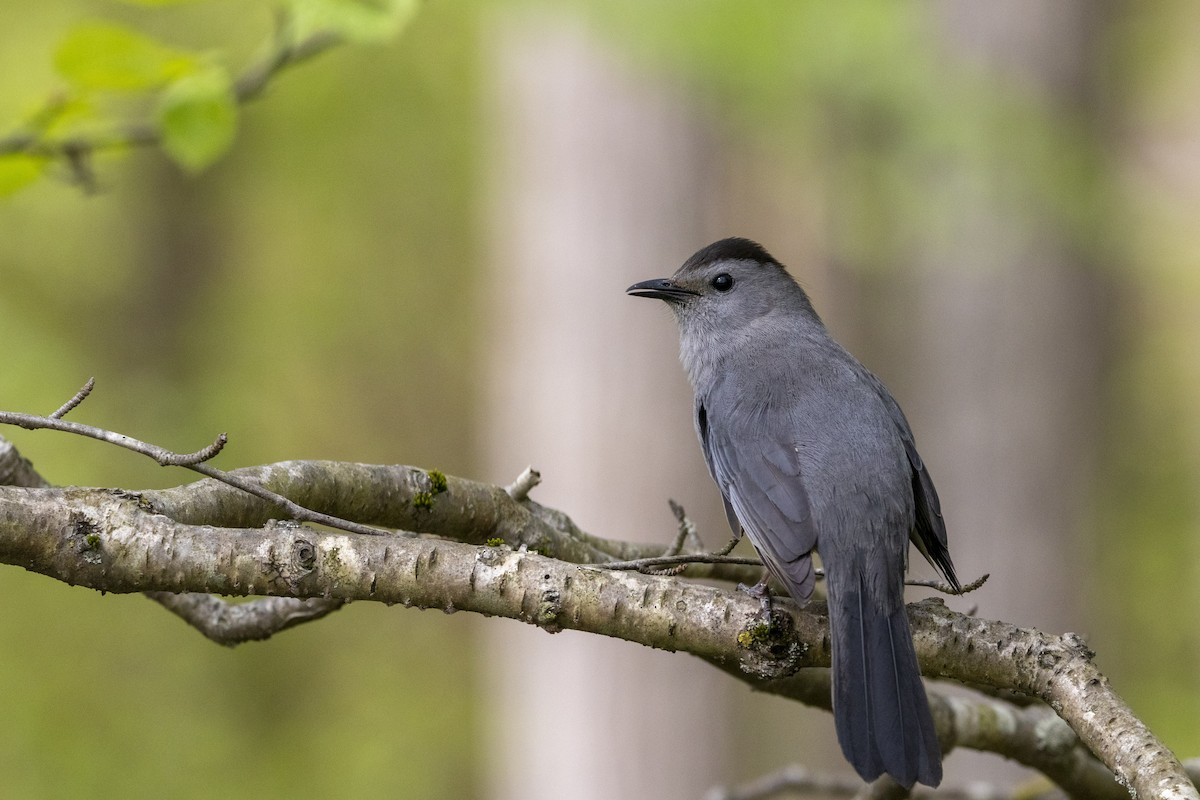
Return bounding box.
[680,237,779,271]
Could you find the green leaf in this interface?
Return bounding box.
[23,94,97,137]
[55,22,198,92]
[289,0,419,44]
[157,67,237,172]
[0,154,47,197]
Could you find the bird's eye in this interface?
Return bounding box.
[711,273,733,292]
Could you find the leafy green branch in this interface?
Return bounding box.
[0,0,417,194]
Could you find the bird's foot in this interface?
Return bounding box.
[737,573,774,617]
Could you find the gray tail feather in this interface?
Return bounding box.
[830,575,942,789]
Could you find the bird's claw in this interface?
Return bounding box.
[737,576,774,617]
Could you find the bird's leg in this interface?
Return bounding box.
[738,569,774,617]
[724,525,773,616]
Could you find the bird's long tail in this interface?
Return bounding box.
[828,571,942,789]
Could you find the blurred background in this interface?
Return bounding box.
[3,1,1200,797]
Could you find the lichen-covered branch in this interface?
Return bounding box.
[0,446,1194,799]
[138,460,765,586]
[909,606,1195,799]
[0,485,775,665]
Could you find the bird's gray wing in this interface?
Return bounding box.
[863,372,958,590]
[697,400,741,535]
[697,394,817,602]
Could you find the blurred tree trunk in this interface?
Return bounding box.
[478,11,733,800]
[126,161,225,382]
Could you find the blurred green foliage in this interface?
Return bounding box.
[54,22,199,91]
[2,1,483,796]
[290,0,417,43]
[157,65,237,171]
[586,0,1113,270]
[1,0,418,186]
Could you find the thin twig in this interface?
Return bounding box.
[161,434,228,466]
[602,531,755,574]
[0,409,226,466]
[711,534,743,556]
[907,573,989,596]
[595,553,764,572]
[48,376,95,419]
[234,4,339,102]
[668,498,706,551]
[601,508,983,596]
[234,24,342,103]
[661,500,693,557]
[0,384,395,538]
[642,499,703,576]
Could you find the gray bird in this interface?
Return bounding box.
[627,238,959,789]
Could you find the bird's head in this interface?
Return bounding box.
[627,237,818,339]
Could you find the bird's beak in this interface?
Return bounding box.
[626,278,698,302]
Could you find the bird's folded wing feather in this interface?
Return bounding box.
[861,372,958,589]
[698,395,818,601]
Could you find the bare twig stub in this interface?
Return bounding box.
[48,377,95,420]
[145,592,345,646]
[504,465,541,501]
